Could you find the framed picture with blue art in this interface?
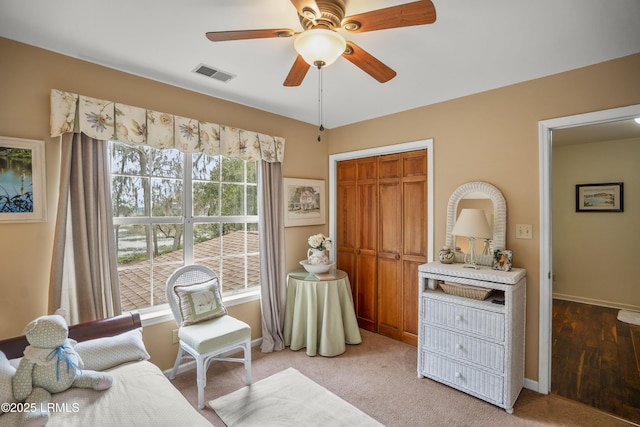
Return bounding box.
[575,182,623,212]
[0,136,47,222]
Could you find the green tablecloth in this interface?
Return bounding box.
[283,269,362,357]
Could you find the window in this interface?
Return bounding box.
[109,141,259,312]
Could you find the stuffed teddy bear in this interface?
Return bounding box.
[12,310,113,427]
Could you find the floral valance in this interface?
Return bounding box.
[50,89,285,163]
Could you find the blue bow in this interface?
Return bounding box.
[46,344,81,381]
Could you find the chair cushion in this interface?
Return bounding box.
[179,315,250,354]
[173,278,227,326]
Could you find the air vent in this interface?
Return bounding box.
[193,64,236,83]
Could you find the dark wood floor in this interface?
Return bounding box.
[552,299,640,424]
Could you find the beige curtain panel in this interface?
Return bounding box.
[50,89,286,163]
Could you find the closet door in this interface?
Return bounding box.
[400,150,428,346]
[336,158,377,332]
[336,159,356,289]
[354,157,378,332]
[377,154,403,340]
[336,149,427,343]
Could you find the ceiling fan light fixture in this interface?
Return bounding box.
[294,28,346,68]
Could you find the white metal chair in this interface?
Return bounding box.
[166,264,251,409]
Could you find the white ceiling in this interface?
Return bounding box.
[1,0,639,129]
[553,119,640,146]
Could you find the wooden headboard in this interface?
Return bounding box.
[0,312,141,360]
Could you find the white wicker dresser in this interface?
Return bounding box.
[417,262,526,414]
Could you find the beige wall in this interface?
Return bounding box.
[552,137,640,309]
[2,37,639,380]
[0,38,326,370]
[327,53,640,381]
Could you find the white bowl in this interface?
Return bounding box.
[299,260,335,274]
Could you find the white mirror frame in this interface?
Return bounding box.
[445,181,507,266]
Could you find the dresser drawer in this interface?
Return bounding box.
[420,351,504,404]
[423,325,505,372]
[422,297,505,341]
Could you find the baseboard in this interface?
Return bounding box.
[163,337,263,377]
[524,377,540,393]
[553,293,640,312]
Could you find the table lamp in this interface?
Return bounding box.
[451,208,493,269]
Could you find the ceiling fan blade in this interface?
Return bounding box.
[342,42,396,83]
[206,29,296,42]
[342,0,436,33]
[284,55,311,87]
[289,0,321,20]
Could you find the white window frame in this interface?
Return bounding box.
[109,142,261,320]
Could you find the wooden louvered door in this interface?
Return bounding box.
[337,149,428,345]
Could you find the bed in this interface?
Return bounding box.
[0,312,212,427]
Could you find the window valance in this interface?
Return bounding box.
[50,89,285,163]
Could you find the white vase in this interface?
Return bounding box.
[307,248,328,265]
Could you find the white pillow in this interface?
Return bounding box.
[173,278,227,326]
[0,351,17,413]
[8,357,20,369]
[75,328,150,371]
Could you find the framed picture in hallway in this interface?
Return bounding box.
[576,182,623,212]
[0,136,47,223]
[284,178,325,227]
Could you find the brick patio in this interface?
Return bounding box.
[118,230,259,311]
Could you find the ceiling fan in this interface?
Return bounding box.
[205,0,437,86]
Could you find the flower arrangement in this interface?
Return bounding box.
[307,233,333,251]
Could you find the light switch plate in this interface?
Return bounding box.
[516,224,532,239]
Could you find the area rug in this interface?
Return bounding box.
[618,309,640,326]
[209,367,383,427]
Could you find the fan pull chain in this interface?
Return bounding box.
[317,65,324,142]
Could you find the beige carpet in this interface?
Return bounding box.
[209,367,383,426]
[172,329,637,426]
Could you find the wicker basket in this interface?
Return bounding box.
[438,281,493,300]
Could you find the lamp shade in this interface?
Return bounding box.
[451,209,492,239]
[294,29,346,67]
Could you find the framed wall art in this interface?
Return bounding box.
[492,249,513,271]
[284,178,325,227]
[0,136,47,223]
[575,182,623,212]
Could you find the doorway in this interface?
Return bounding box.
[538,104,640,397]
